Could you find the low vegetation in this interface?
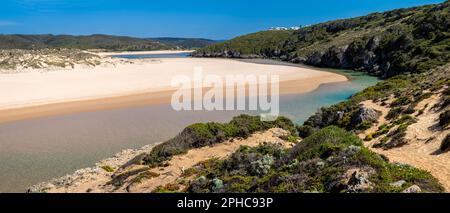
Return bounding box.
[305,64,450,135]
[0,34,218,51]
[0,34,171,51]
[441,134,450,153]
[0,49,100,72]
[141,115,295,167]
[185,127,443,193]
[439,110,450,128]
[101,165,115,173]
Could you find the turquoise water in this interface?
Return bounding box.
[280,70,379,123]
[0,57,378,192]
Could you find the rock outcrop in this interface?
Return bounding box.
[350,106,382,127]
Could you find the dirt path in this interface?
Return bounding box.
[360,97,450,192]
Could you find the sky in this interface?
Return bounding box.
[0,0,445,40]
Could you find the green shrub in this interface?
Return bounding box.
[364,133,374,141]
[380,124,409,149]
[101,165,115,173]
[130,171,160,184]
[394,115,416,125]
[373,124,393,138]
[391,96,413,107]
[439,110,450,127]
[153,183,181,193]
[386,107,404,120]
[181,167,198,178]
[296,125,317,138]
[440,134,450,153]
[186,127,444,193]
[142,115,295,167]
[356,121,374,131]
[107,168,150,187]
[288,126,362,161]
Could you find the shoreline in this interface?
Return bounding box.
[0,57,347,124]
[0,78,345,124]
[97,50,194,57]
[27,142,162,193]
[28,128,291,193]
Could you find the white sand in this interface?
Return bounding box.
[98,50,194,57]
[0,57,347,110]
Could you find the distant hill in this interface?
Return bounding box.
[150,37,219,49]
[194,0,450,78]
[0,34,218,51]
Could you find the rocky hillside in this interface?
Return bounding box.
[193,1,449,78]
[298,62,450,190]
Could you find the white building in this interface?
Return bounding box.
[269,26,302,31]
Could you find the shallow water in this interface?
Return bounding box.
[0,56,378,192]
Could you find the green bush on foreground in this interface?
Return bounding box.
[141,115,295,167]
[439,110,450,127]
[186,126,444,193]
[441,134,450,153]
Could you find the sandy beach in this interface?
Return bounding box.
[0,55,347,123]
[97,50,194,57]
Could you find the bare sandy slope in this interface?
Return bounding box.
[360,96,450,192]
[0,57,347,123]
[33,128,293,193]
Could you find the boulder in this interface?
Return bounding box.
[270,128,289,138]
[350,106,381,127]
[402,185,422,193]
[290,56,307,64]
[346,170,373,192]
[390,180,406,188]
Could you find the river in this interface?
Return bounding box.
[0,53,379,192]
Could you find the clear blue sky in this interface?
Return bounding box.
[0,0,445,40]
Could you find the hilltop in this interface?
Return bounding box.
[0,34,218,51]
[150,37,218,49]
[193,1,449,78]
